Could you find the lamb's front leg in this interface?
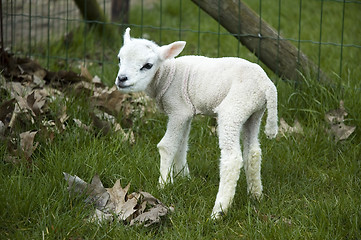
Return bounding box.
[158,114,192,187]
[173,118,191,178]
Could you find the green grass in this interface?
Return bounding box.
[1,0,361,239]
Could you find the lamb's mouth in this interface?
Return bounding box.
[116,83,134,89]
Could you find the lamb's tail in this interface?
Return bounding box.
[264,84,278,139]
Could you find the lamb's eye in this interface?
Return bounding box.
[117,57,121,64]
[140,63,153,71]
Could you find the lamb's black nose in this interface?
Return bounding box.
[118,76,128,82]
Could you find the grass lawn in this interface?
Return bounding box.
[1,0,360,239]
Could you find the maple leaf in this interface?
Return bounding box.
[80,65,94,82]
[87,174,110,208]
[325,100,356,141]
[63,173,109,209]
[26,90,47,116]
[5,130,39,164]
[90,86,126,116]
[19,131,39,160]
[63,172,89,194]
[106,181,138,221]
[130,192,172,227]
[63,173,172,227]
[278,118,303,138]
[73,118,91,131]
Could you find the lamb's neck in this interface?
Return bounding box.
[145,59,176,101]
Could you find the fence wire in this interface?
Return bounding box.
[1,0,360,85]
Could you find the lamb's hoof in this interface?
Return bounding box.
[211,211,225,220]
[251,192,263,201]
[158,177,172,189]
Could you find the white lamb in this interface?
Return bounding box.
[115,28,278,219]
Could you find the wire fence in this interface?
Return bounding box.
[1,0,361,84]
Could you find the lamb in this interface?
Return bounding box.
[115,28,278,219]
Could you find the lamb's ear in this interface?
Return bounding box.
[158,41,186,60]
[123,27,131,45]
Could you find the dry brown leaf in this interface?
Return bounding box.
[33,71,46,88]
[0,98,15,121]
[90,88,126,116]
[278,118,303,138]
[63,173,172,227]
[90,112,112,135]
[63,173,109,208]
[130,201,169,227]
[73,119,91,131]
[87,175,110,208]
[63,172,89,194]
[89,209,113,224]
[329,123,356,141]
[129,191,172,227]
[0,99,16,133]
[106,181,139,221]
[17,130,39,161]
[27,90,47,116]
[55,106,68,132]
[80,65,93,82]
[92,75,102,84]
[325,100,356,141]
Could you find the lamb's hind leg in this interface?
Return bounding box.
[211,113,245,219]
[242,109,265,200]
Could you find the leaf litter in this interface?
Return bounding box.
[0,49,153,164]
[278,100,355,141]
[63,173,173,227]
[325,100,356,141]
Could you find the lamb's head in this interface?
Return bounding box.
[115,28,186,93]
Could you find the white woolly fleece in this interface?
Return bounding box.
[115,28,278,219]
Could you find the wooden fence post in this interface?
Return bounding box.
[191,0,331,82]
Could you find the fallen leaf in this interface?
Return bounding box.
[63,172,89,194]
[130,200,169,227]
[90,88,126,116]
[325,100,347,125]
[329,122,356,141]
[63,173,109,208]
[87,175,110,208]
[325,100,356,141]
[20,131,38,159]
[89,209,113,224]
[90,112,112,135]
[73,119,91,131]
[55,106,68,132]
[0,99,16,134]
[106,181,139,221]
[80,65,93,82]
[27,90,47,116]
[92,75,102,84]
[0,98,16,122]
[278,118,303,137]
[63,173,172,227]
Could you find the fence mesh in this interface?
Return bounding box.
[1,0,361,85]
